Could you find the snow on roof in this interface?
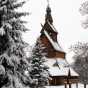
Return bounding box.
[45,58,79,76]
[45,84,88,88]
[47,21,58,33]
[49,67,79,76]
[45,58,69,68]
[44,30,64,52]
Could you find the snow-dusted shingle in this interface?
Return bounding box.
[44,30,64,52]
[45,58,78,77]
[47,21,58,33]
[49,67,78,76]
[45,58,69,68]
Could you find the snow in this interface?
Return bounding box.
[4,22,12,29]
[45,59,69,68]
[45,85,64,88]
[45,83,88,88]
[24,70,29,77]
[24,45,33,57]
[44,30,64,52]
[0,26,5,36]
[45,58,78,76]
[47,21,58,33]
[49,66,78,76]
[0,65,5,75]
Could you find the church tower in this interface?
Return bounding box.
[36,0,79,85]
[40,1,65,58]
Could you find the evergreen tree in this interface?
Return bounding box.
[0,0,31,88]
[29,39,49,88]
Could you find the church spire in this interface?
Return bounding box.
[47,0,49,6]
[45,0,53,24]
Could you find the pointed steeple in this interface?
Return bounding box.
[45,0,53,24]
[39,1,65,58]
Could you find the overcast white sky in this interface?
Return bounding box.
[20,0,88,63]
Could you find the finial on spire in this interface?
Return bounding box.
[47,0,49,6]
[46,0,50,12]
[45,0,53,24]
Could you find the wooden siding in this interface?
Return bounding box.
[49,76,79,85]
[55,51,65,58]
[40,35,65,59]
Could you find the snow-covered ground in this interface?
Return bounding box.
[45,83,88,88]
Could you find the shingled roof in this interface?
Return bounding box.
[47,21,58,33]
[44,30,64,52]
[45,58,79,77]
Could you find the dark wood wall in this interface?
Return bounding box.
[49,76,79,85]
[40,35,65,58]
[55,51,65,58]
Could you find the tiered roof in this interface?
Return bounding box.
[42,4,78,77]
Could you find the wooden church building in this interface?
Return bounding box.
[37,2,79,85]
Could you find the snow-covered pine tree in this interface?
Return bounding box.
[0,0,31,88]
[29,39,49,88]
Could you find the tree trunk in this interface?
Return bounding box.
[84,84,86,88]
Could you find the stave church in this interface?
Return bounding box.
[36,2,79,85]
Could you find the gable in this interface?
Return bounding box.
[40,33,65,58]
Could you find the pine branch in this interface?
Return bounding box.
[3,11,29,21]
[0,0,30,87]
[12,1,26,9]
